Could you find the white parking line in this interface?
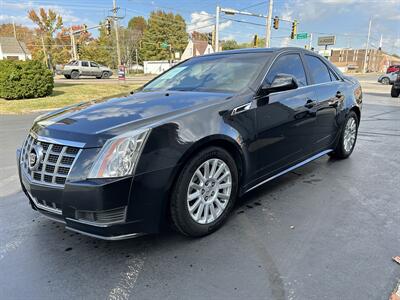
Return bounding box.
[108,252,146,300]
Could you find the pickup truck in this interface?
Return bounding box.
[56,60,113,79]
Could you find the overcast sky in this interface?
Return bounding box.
[1,0,399,54]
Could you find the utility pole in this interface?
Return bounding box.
[308,33,313,50]
[363,18,372,73]
[135,48,139,73]
[70,28,78,60]
[265,0,273,47]
[12,19,17,38]
[215,6,220,52]
[113,0,122,66]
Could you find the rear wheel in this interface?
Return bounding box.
[70,70,79,79]
[170,147,238,237]
[330,111,358,159]
[381,77,390,85]
[391,86,400,98]
[101,71,111,79]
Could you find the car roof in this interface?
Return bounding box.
[208,47,315,56]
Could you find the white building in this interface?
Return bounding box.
[144,60,177,74]
[181,40,214,60]
[0,37,31,61]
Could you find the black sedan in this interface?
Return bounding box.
[17,47,362,239]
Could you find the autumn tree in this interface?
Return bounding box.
[141,11,188,61]
[28,8,63,68]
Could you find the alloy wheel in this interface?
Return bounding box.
[343,117,357,153]
[187,158,232,225]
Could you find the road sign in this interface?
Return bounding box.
[161,42,169,49]
[318,36,336,46]
[296,33,308,40]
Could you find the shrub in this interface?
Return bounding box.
[0,60,54,100]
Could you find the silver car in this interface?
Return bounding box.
[378,72,398,85]
[56,60,113,79]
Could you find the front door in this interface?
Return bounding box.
[253,53,318,180]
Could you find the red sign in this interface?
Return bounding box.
[118,65,126,81]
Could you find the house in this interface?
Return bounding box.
[181,40,214,60]
[0,36,31,61]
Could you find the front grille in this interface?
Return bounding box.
[20,134,81,188]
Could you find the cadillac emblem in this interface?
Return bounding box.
[28,144,44,171]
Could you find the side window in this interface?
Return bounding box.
[305,55,331,84]
[329,69,339,81]
[81,61,89,67]
[90,62,99,67]
[266,54,307,87]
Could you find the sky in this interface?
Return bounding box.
[1,0,399,54]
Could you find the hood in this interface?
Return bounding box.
[32,90,232,147]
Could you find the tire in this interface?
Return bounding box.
[170,147,238,237]
[381,77,390,85]
[101,71,111,79]
[70,70,79,79]
[64,75,71,79]
[330,111,359,159]
[391,86,400,98]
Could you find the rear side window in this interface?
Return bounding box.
[81,61,89,67]
[305,55,332,84]
[266,54,307,86]
[90,62,99,67]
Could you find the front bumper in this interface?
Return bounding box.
[17,148,154,240]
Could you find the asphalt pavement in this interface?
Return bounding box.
[0,79,399,300]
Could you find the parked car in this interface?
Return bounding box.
[391,72,400,97]
[386,65,400,74]
[56,60,113,79]
[378,72,398,85]
[17,48,362,240]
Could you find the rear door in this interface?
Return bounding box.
[80,61,90,76]
[253,53,318,179]
[303,54,344,152]
[90,62,101,77]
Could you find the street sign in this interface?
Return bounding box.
[161,42,169,49]
[296,33,308,40]
[318,36,336,46]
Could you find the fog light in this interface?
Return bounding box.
[76,207,126,225]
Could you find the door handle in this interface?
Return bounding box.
[231,102,252,116]
[336,91,343,98]
[304,99,317,109]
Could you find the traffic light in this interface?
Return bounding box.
[83,24,88,34]
[291,20,297,39]
[105,18,111,36]
[273,16,279,30]
[253,34,259,48]
[206,32,213,45]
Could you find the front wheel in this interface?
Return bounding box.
[170,147,238,237]
[391,86,400,98]
[330,111,359,159]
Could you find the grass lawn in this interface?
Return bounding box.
[0,83,138,114]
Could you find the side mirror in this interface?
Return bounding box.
[261,73,299,94]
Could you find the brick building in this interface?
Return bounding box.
[329,48,400,73]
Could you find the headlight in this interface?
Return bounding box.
[88,129,150,178]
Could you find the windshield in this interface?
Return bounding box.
[143,52,270,93]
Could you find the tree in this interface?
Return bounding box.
[222,40,239,50]
[28,8,63,68]
[141,11,188,61]
[128,16,147,34]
